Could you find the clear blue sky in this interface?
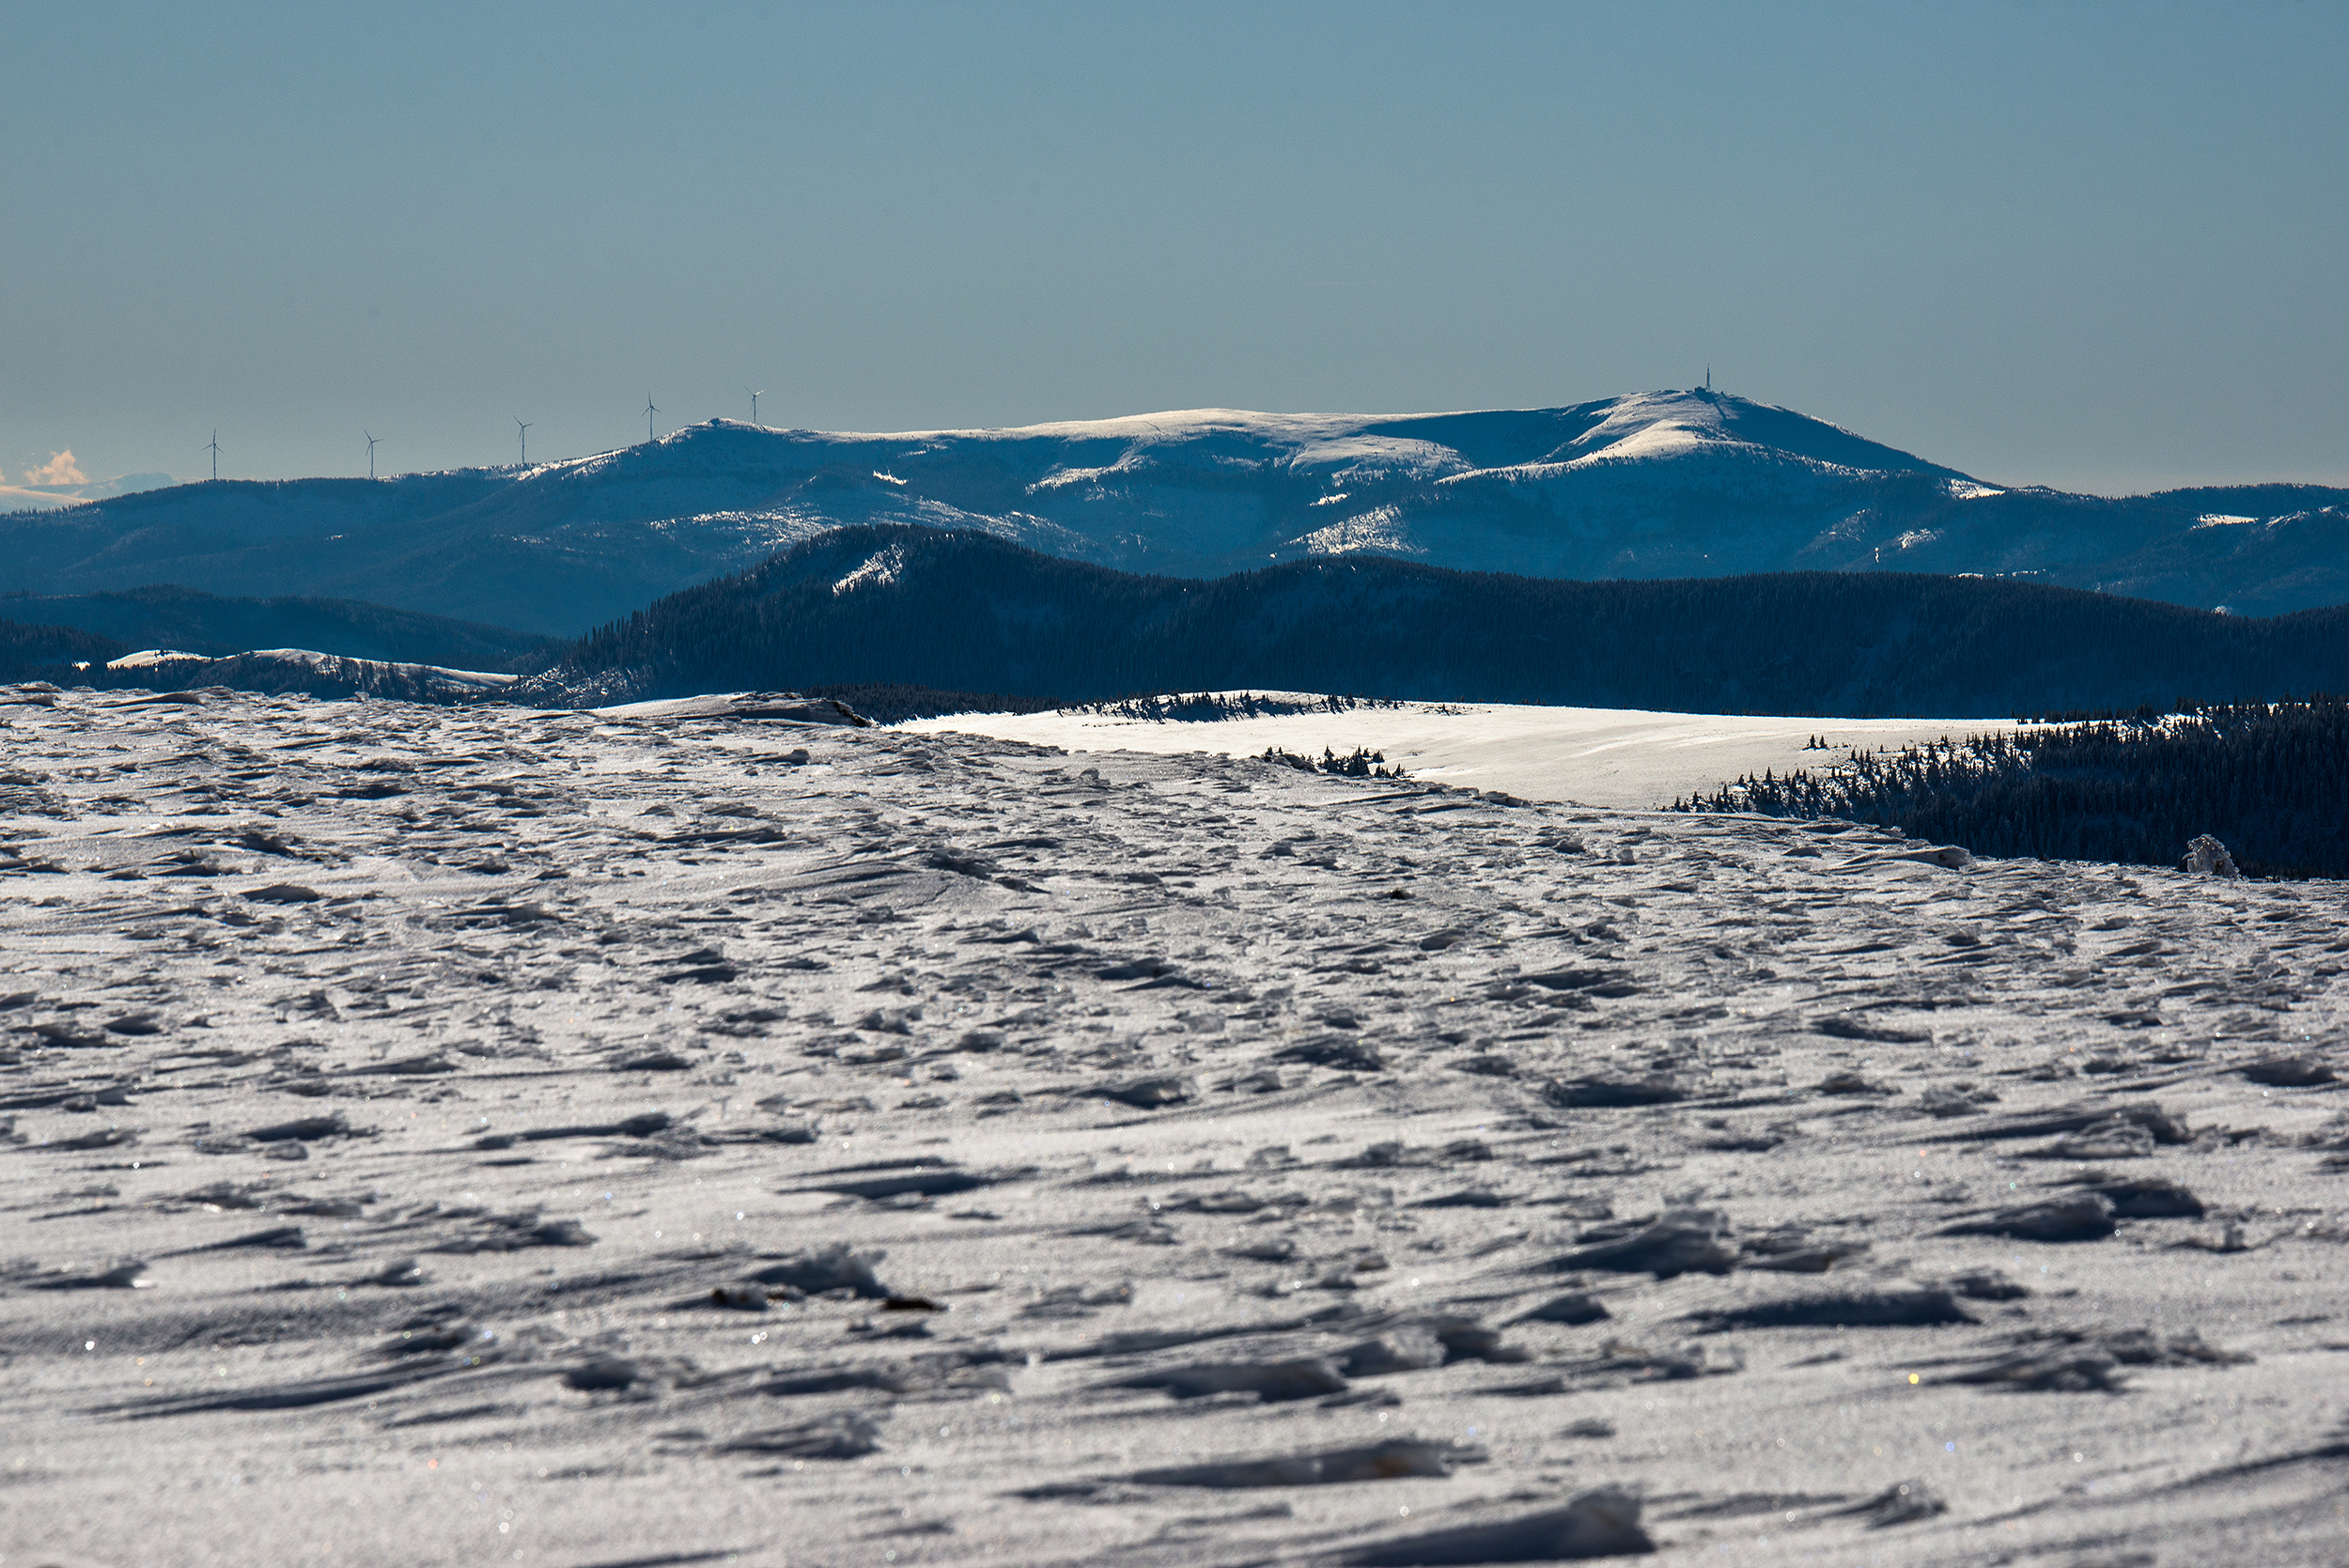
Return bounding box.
[5,1,2343,494]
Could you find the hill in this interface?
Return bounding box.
[508,525,2349,718]
[0,584,553,670]
[7,393,2345,633]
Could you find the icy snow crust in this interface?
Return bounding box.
[4,684,2345,1565]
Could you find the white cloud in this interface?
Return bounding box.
[25,450,86,486]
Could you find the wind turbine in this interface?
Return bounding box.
[205,430,221,481]
[365,430,381,480]
[645,395,660,443]
[745,386,765,428]
[514,416,532,466]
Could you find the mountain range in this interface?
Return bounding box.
[8,391,2345,634]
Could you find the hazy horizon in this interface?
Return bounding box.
[7,1,2345,497]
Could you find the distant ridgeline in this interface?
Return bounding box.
[7,397,2349,636]
[0,585,554,671]
[0,626,521,704]
[513,525,2349,719]
[1674,698,2349,879]
[0,586,557,701]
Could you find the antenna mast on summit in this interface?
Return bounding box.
[1705,365,1713,394]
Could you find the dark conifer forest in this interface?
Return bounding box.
[0,617,128,675]
[536,524,2349,718]
[0,585,553,670]
[1674,697,2349,877]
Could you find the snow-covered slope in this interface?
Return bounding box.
[95,645,518,701]
[5,396,2343,632]
[899,693,2019,811]
[496,389,1964,584]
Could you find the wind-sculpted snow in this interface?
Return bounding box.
[3,682,2346,1565]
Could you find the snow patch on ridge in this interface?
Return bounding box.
[1291,506,1423,557]
[832,545,907,597]
[241,649,518,687]
[104,648,206,669]
[1558,393,1735,463]
[1284,434,1463,478]
[105,646,516,690]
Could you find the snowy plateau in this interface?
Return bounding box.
[9,391,2349,633]
[5,684,2347,1567]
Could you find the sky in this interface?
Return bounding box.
[4,1,2344,496]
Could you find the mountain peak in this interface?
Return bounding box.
[1521,389,1962,478]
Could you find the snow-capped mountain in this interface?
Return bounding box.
[472,388,1977,589]
[5,393,2342,633]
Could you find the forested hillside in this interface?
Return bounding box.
[515,525,2349,717]
[0,618,130,679]
[0,585,552,670]
[1675,698,2349,877]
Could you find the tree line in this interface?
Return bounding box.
[1672,696,2349,877]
